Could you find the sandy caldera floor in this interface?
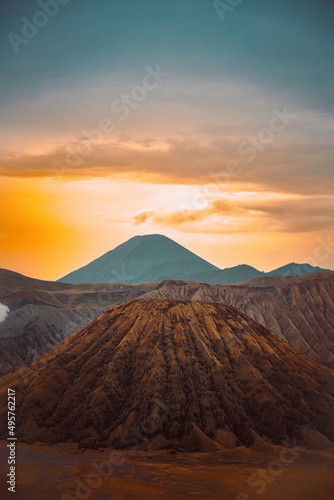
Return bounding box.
[0,442,334,500]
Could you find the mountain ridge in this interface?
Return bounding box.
[141,272,334,368]
[57,234,332,285]
[1,268,334,375]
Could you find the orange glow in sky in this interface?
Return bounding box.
[1,174,332,280]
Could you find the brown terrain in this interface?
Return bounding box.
[141,272,334,368]
[1,269,334,380]
[0,269,156,375]
[1,299,333,453]
[0,442,334,500]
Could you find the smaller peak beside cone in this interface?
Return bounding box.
[267,262,331,277]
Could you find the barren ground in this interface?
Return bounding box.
[0,442,334,500]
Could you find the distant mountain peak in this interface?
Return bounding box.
[58,234,219,285]
[267,262,331,277]
[58,234,332,285]
[132,233,170,240]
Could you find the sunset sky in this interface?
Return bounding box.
[1,0,334,280]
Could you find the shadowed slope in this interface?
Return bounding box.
[0,269,156,375]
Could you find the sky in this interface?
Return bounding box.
[0,0,334,280]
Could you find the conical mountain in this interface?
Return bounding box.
[1,299,333,451]
[58,234,220,284]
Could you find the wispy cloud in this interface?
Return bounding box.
[1,135,334,197]
[133,196,334,234]
[133,208,154,225]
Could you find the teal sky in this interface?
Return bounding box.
[1,0,333,110]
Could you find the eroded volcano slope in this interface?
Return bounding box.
[1,299,333,451]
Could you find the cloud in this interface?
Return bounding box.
[133,196,334,235]
[242,197,334,233]
[133,199,246,225]
[1,131,334,197]
[0,303,9,323]
[133,209,154,225]
[0,72,333,199]
[132,199,251,233]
